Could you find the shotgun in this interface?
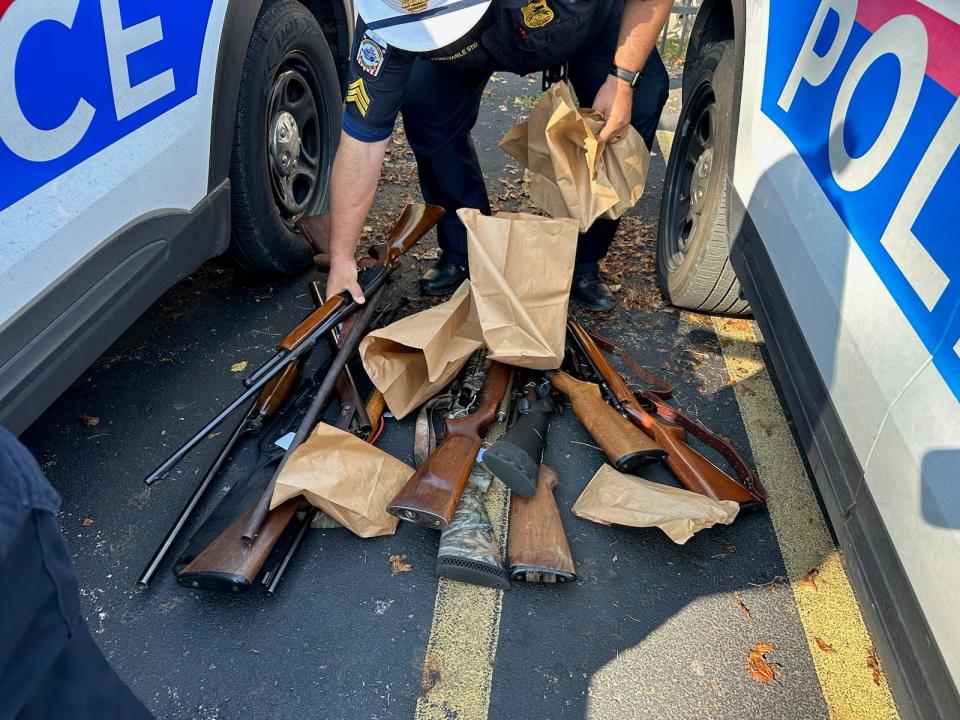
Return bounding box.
[482,373,554,497]
[567,319,765,506]
[547,370,667,472]
[143,202,443,485]
[508,464,576,583]
[433,376,513,589]
[136,359,303,587]
[388,357,513,530]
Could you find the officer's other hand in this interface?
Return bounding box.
[326,259,365,305]
[593,75,634,144]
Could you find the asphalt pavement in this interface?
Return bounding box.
[20,70,898,720]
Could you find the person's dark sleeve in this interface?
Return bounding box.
[343,21,417,142]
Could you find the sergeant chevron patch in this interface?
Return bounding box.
[346,78,370,117]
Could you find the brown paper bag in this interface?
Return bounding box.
[270,423,415,537]
[500,82,649,232]
[460,208,578,370]
[572,464,740,544]
[359,281,483,419]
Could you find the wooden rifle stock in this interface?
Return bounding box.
[508,465,575,583]
[548,370,666,472]
[567,319,762,505]
[387,361,513,530]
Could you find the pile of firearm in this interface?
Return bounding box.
[136,202,766,596]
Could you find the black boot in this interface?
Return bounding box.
[420,260,468,297]
[570,271,615,312]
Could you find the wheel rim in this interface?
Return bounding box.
[663,83,717,273]
[266,51,327,228]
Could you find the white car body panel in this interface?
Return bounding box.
[0,0,230,330]
[734,0,960,684]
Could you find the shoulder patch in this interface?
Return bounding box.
[357,32,388,77]
[346,78,371,117]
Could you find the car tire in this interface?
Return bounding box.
[656,40,750,316]
[228,0,341,275]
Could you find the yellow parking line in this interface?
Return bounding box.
[413,478,510,720]
[713,316,899,719]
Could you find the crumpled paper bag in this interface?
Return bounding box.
[500,82,649,232]
[360,281,482,419]
[572,464,739,544]
[460,208,577,370]
[271,423,415,537]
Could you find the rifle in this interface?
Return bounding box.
[388,356,513,530]
[567,318,765,506]
[482,373,554,498]
[508,465,575,583]
[136,359,303,587]
[176,350,371,593]
[432,376,513,589]
[142,202,443,485]
[547,370,667,472]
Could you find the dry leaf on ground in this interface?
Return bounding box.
[733,592,754,623]
[815,638,837,654]
[798,568,819,591]
[389,554,412,575]
[81,517,95,526]
[746,642,776,684]
[79,415,100,427]
[230,361,248,373]
[867,646,884,686]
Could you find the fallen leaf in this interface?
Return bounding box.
[733,592,754,623]
[724,544,737,554]
[230,361,248,373]
[389,554,412,575]
[419,654,442,697]
[746,642,776,684]
[79,415,100,427]
[866,646,883,686]
[81,517,94,526]
[660,361,671,370]
[798,568,819,592]
[362,225,373,233]
[815,638,836,654]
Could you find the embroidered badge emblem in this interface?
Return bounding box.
[346,78,371,117]
[357,36,385,77]
[520,0,554,28]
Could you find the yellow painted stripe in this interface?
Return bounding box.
[414,477,510,720]
[713,316,899,720]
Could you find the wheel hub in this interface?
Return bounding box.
[690,148,713,213]
[270,110,301,177]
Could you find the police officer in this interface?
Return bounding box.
[325,0,671,312]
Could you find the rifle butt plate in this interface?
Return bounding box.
[482,442,539,498]
[437,555,511,590]
[386,504,448,530]
[509,565,576,583]
[176,571,251,594]
[614,448,668,473]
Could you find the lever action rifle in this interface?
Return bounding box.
[547,369,667,472]
[142,202,443,486]
[567,318,765,506]
[388,355,513,530]
[508,464,576,583]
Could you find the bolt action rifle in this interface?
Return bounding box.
[387,354,513,530]
[142,202,444,486]
[566,318,765,506]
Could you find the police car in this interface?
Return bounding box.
[657,1,959,717]
[0,0,352,433]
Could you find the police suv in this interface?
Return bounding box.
[657,1,959,717]
[0,0,351,433]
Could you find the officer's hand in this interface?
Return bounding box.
[325,258,365,305]
[592,75,634,144]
